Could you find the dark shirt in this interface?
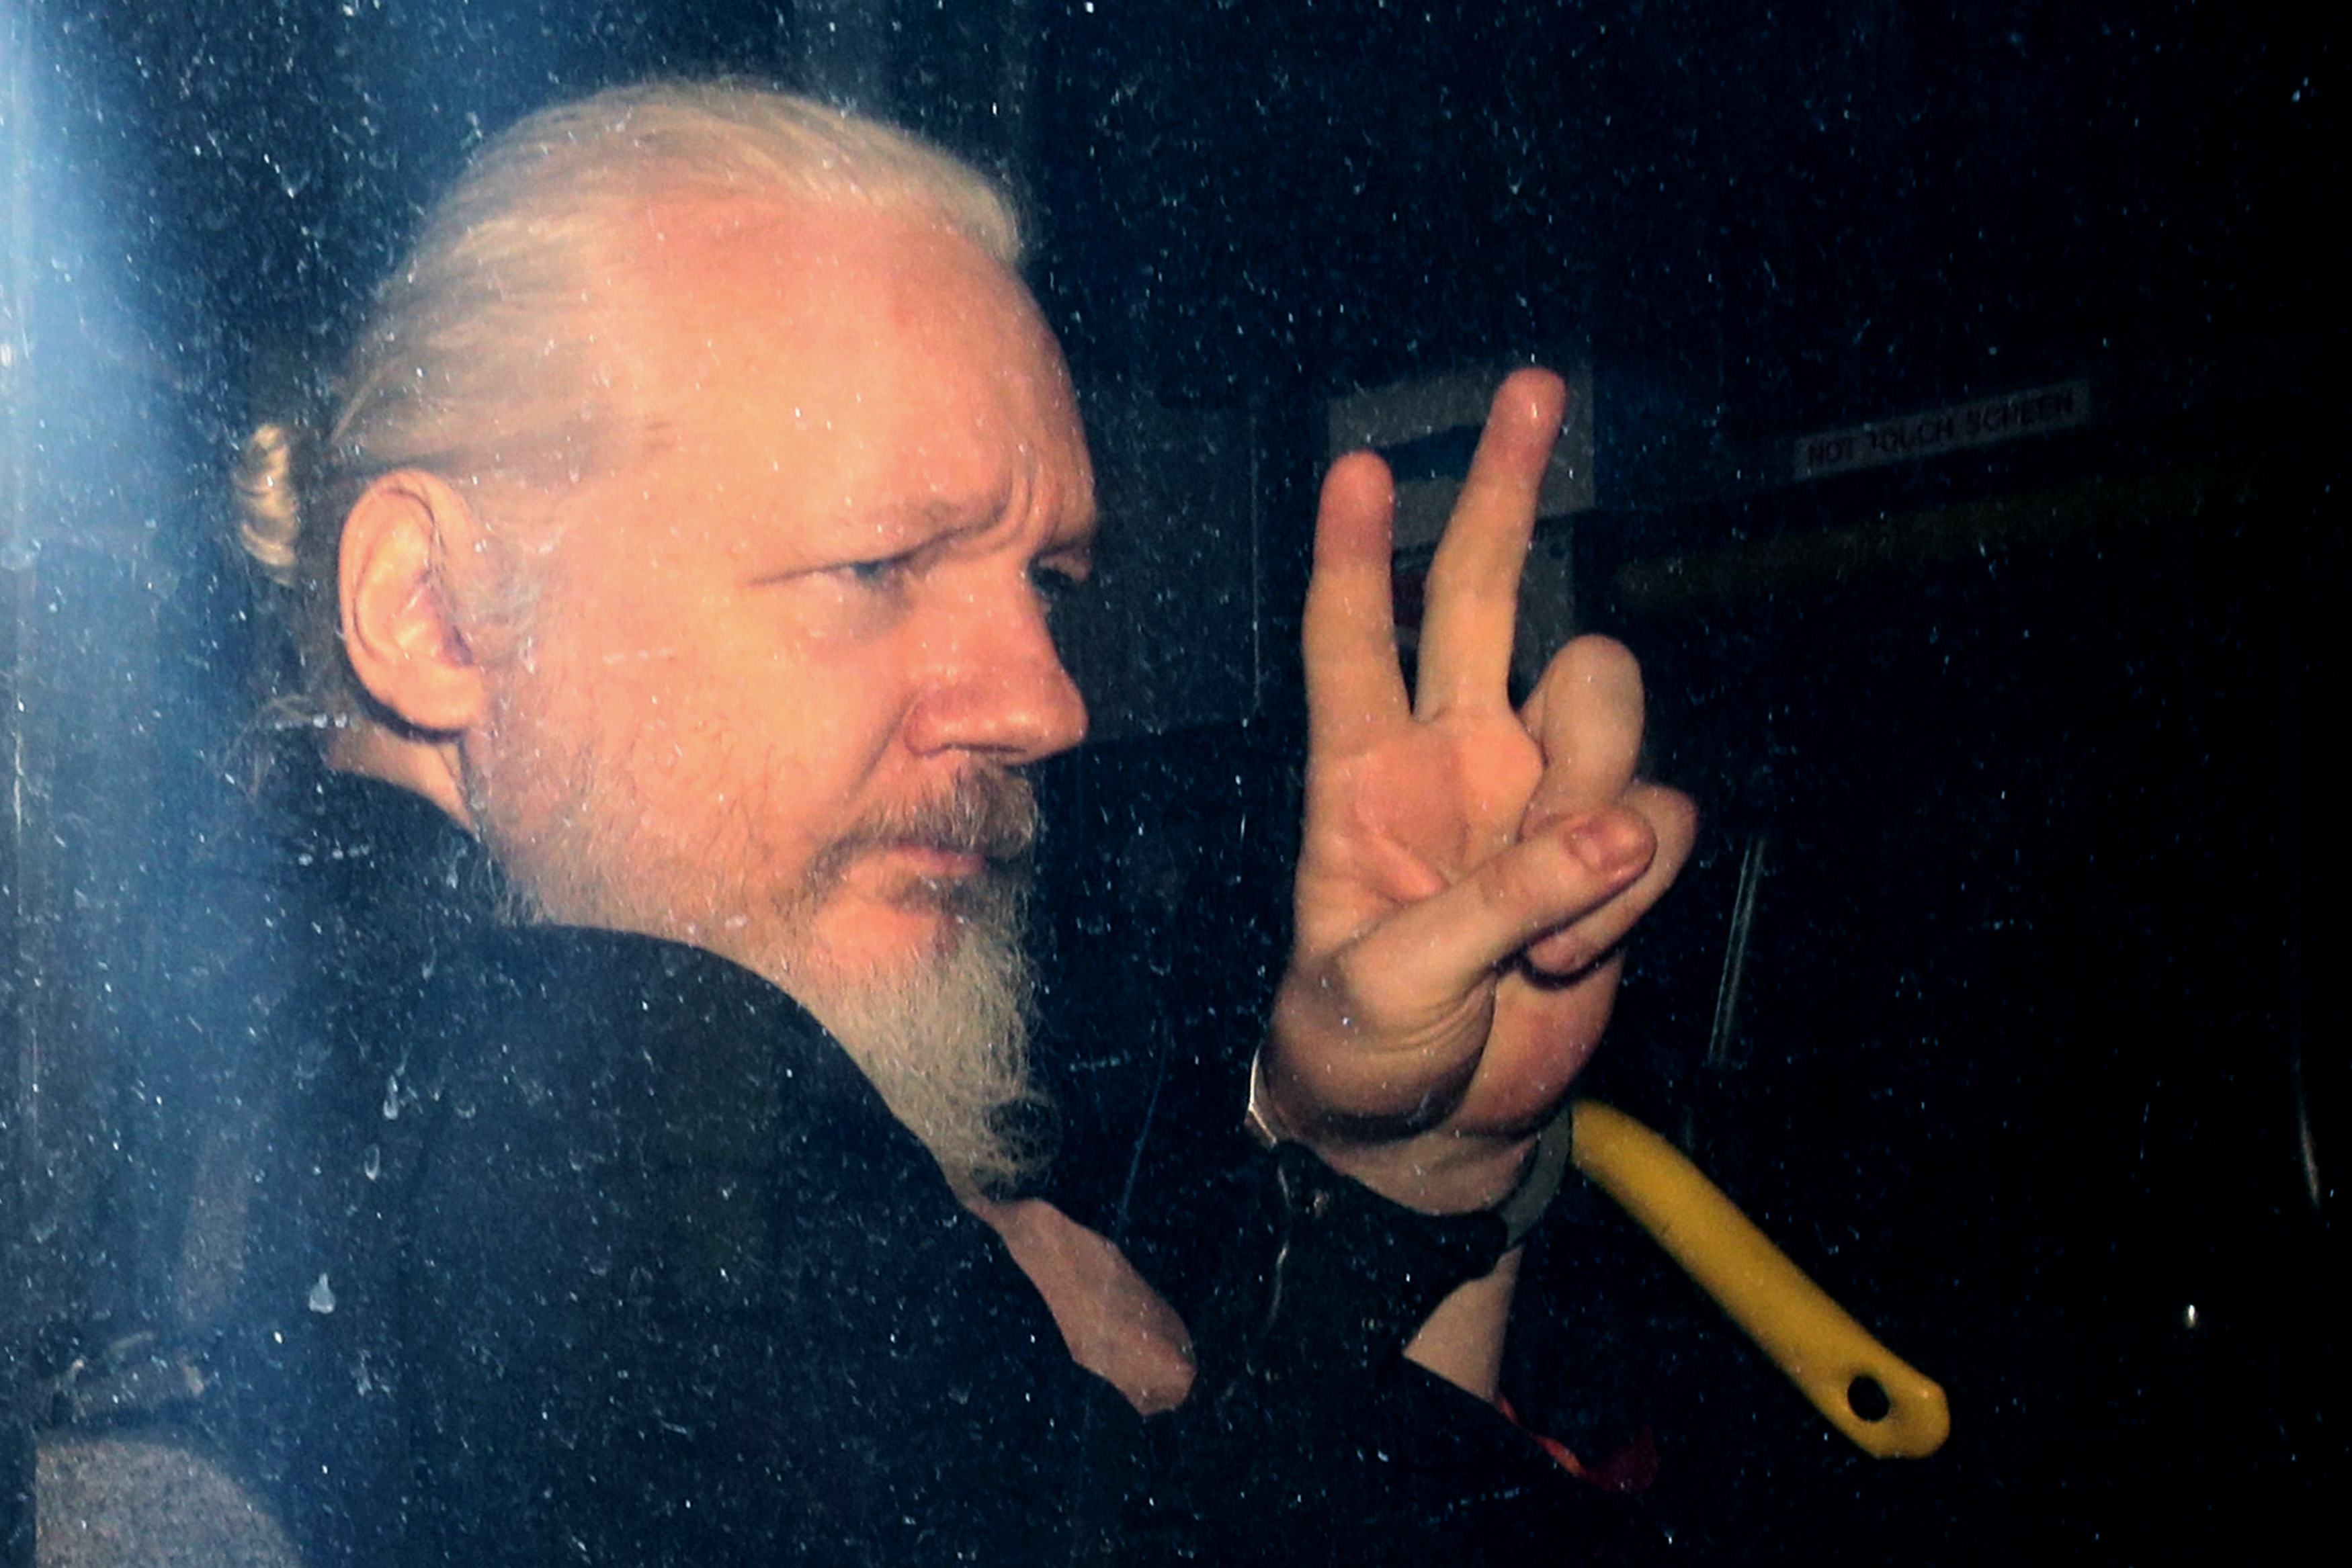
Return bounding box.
[207,769,1652,1565]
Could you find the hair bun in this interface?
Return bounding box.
[235,422,304,585]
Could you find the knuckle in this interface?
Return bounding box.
[1474,851,1545,925]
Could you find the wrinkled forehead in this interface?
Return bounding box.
[605,194,1091,490]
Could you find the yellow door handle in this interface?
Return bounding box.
[1568,1099,1951,1458]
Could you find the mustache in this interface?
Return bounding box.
[832,769,1041,867]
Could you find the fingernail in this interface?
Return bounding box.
[1568,813,1650,878]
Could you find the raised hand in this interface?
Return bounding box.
[1261,368,1695,1215]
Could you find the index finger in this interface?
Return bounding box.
[1415,368,1569,717]
[1302,449,1412,744]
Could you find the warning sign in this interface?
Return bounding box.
[1793,380,2093,480]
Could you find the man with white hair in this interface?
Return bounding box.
[212,80,1692,1565]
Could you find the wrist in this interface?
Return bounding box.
[1246,1050,1568,1224]
[1304,1127,1535,1215]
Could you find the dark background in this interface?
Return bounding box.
[6,2,2342,1562]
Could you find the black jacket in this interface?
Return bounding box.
[206,772,1653,1565]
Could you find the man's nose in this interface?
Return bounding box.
[903,584,1089,764]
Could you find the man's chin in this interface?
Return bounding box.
[774,879,1042,1197]
[783,891,1001,987]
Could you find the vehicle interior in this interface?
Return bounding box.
[6,3,2340,1563]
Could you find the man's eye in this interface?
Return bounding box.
[842,553,914,589]
[1029,564,1085,611]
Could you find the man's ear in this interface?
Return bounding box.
[339,471,491,735]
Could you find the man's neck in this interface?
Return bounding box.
[326,720,478,832]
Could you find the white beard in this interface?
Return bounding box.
[465,702,1044,1196]
[788,886,1042,1197]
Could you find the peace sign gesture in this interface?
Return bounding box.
[1261,368,1696,1216]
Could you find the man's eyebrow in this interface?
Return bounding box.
[862,488,1018,542]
